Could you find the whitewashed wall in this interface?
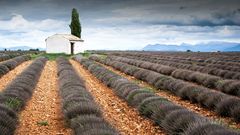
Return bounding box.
[74,41,85,54]
[46,36,71,54]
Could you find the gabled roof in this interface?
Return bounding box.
[46,34,84,41]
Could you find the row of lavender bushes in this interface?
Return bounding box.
[89,55,240,122]
[115,52,240,68]
[56,57,118,135]
[0,53,21,62]
[0,57,47,135]
[114,53,240,79]
[74,55,239,135]
[149,52,240,66]
[0,55,31,78]
[108,55,240,97]
[106,51,240,63]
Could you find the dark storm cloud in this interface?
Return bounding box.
[0,0,240,27]
[1,0,240,49]
[104,0,240,26]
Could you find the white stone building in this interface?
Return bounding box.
[45,34,84,54]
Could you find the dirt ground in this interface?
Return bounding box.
[97,62,240,129]
[70,60,165,135]
[1,59,237,134]
[0,61,32,91]
[15,61,72,135]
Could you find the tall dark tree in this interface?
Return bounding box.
[69,8,81,38]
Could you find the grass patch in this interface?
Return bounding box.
[80,51,92,58]
[31,53,72,60]
[133,80,157,92]
[37,121,49,126]
[30,53,44,59]
[142,86,157,92]
[99,54,107,60]
[5,97,21,110]
[133,79,142,84]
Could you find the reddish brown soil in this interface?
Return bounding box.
[97,62,240,129]
[0,61,32,91]
[15,61,72,135]
[70,60,166,135]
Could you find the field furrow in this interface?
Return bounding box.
[15,61,71,135]
[89,55,240,123]
[107,55,240,97]
[112,53,240,73]
[0,61,32,91]
[70,60,165,135]
[95,60,240,129]
[74,56,239,134]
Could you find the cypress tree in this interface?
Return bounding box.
[69,8,81,38]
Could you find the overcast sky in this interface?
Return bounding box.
[0,0,240,50]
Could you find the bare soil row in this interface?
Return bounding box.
[1,59,239,134]
[70,60,165,135]
[0,60,167,134]
[15,61,71,135]
[96,61,240,129]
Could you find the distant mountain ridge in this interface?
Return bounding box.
[0,46,45,51]
[143,42,240,52]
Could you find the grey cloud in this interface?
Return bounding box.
[179,6,187,10]
[1,0,240,27]
[1,0,240,49]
